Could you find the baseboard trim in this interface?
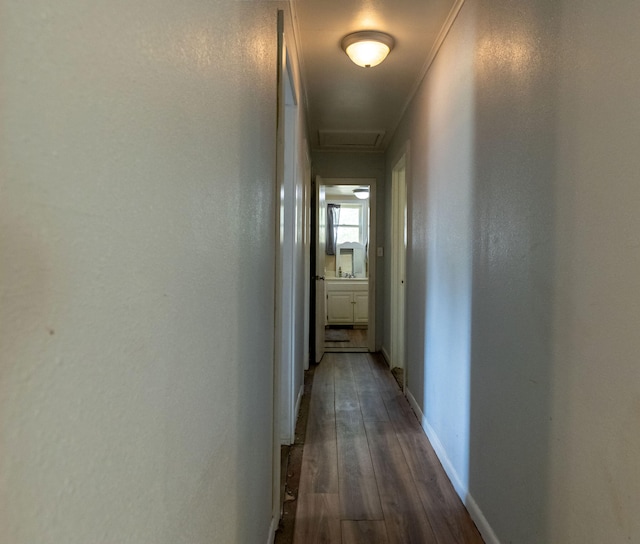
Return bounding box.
[266,516,278,544]
[405,388,466,496]
[381,346,391,367]
[404,387,500,544]
[294,384,303,425]
[281,384,305,445]
[465,492,500,544]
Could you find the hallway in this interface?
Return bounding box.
[289,353,483,543]
[4,1,640,542]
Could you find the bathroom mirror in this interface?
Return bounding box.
[336,242,367,278]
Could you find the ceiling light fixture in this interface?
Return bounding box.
[341,31,395,68]
[353,187,370,200]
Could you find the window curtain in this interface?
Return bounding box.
[326,204,341,255]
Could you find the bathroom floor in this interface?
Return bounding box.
[324,326,368,351]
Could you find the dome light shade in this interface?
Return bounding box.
[353,187,370,200]
[341,31,395,68]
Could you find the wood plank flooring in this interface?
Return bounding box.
[293,353,484,544]
[325,327,368,350]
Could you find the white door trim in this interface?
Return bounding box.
[272,9,299,527]
[317,177,377,353]
[314,177,327,363]
[391,153,408,377]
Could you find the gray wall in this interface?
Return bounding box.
[312,151,386,349]
[0,1,290,542]
[385,0,640,542]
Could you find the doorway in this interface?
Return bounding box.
[313,178,376,360]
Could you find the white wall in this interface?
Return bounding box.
[549,2,640,541]
[0,1,291,543]
[385,0,640,542]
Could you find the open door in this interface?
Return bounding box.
[314,177,326,363]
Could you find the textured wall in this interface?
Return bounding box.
[386,4,478,497]
[466,2,560,541]
[0,1,285,543]
[385,0,640,542]
[548,1,640,541]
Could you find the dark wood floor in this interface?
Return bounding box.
[292,352,484,544]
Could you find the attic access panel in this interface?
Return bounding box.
[318,129,385,149]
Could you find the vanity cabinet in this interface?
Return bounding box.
[326,280,368,325]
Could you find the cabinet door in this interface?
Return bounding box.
[353,292,369,324]
[327,292,354,324]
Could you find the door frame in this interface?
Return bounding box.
[313,178,327,363]
[302,146,312,371]
[390,152,408,379]
[272,9,299,532]
[279,45,298,446]
[389,144,409,395]
[313,177,377,354]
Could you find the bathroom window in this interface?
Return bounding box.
[335,203,367,245]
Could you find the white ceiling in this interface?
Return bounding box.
[325,184,365,198]
[291,0,458,152]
